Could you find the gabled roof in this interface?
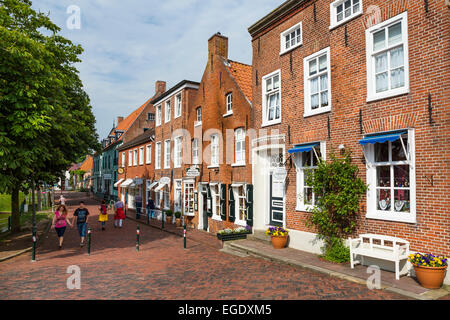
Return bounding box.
[225,59,253,103]
[79,156,93,172]
[150,80,200,105]
[114,97,152,140]
[117,128,155,151]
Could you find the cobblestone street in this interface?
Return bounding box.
[0,192,411,300]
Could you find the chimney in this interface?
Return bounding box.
[208,32,228,60]
[155,81,166,95]
[117,116,124,125]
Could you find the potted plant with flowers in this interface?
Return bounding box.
[266,226,289,249]
[409,253,448,289]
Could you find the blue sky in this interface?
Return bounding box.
[32,0,281,138]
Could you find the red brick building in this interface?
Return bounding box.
[248,0,449,283]
[186,33,254,233]
[150,80,199,223]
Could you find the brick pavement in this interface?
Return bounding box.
[0,192,409,300]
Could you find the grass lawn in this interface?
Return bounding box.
[0,210,52,232]
[0,193,25,212]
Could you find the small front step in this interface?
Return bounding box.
[248,229,271,243]
[220,246,249,258]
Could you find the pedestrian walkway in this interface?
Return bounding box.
[224,238,450,300]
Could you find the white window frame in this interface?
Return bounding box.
[133,149,138,166]
[210,134,219,167]
[303,47,332,117]
[121,152,125,168]
[139,147,144,166]
[225,92,233,115]
[195,107,202,126]
[155,142,161,169]
[262,69,281,127]
[192,138,199,165]
[280,21,302,55]
[163,186,170,210]
[330,0,363,30]
[165,100,171,123]
[174,136,182,168]
[155,190,161,209]
[233,184,247,226]
[234,128,245,166]
[364,129,416,223]
[175,94,182,118]
[210,183,222,221]
[156,105,162,126]
[294,142,326,212]
[128,150,133,167]
[174,179,182,213]
[366,12,409,102]
[164,139,171,169]
[146,144,151,164]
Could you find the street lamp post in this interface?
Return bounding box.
[31,179,37,262]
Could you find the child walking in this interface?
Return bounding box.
[51,205,72,249]
[99,200,108,231]
[114,199,125,228]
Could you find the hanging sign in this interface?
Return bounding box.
[160,177,171,185]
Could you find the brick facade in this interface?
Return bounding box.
[249,0,449,257]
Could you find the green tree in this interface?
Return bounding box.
[305,151,367,262]
[0,0,100,232]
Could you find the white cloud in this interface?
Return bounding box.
[32,0,281,138]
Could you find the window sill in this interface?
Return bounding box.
[233,220,247,227]
[280,43,302,56]
[261,120,281,128]
[207,165,219,169]
[295,205,313,213]
[329,12,363,31]
[366,212,416,224]
[223,112,233,118]
[366,88,410,103]
[194,122,202,127]
[304,107,331,118]
[212,215,222,222]
[231,163,246,168]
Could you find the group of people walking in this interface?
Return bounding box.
[51,197,127,249]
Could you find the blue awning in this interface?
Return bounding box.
[359,131,407,145]
[288,142,319,154]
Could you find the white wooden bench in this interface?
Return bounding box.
[348,234,410,280]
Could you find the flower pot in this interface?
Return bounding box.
[175,218,182,227]
[166,216,173,224]
[413,265,447,289]
[271,235,288,249]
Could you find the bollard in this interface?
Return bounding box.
[184,224,186,249]
[31,227,37,262]
[87,228,91,255]
[136,225,140,252]
[8,216,11,231]
[162,211,165,229]
[147,210,150,225]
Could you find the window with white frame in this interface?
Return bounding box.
[122,152,125,167]
[156,105,162,126]
[364,130,415,223]
[164,140,171,168]
[174,180,182,213]
[174,136,182,168]
[192,138,199,164]
[133,149,138,166]
[165,100,171,123]
[139,147,144,165]
[163,186,170,209]
[146,144,151,164]
[211,184,221,220]
[280,22,302,54]
[128,150,133,167]
[147,112,155,121]
[304,47,331,116]
[234,185,247,225]
[210,134,219,167]
[262,70,281,126]
[155,142,161,169]
[175,94,182,118]
[234,128,245,165]
[294,142,326,211]
[366,12,409,102]
[226,93,233,114]
[330,0,362,29]
[196,107,202,124]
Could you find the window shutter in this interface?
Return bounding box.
[228,185,235,222]
[206,184,212,217]
[246,184,253,226]
[220,184,227,221]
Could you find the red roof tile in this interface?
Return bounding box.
[226,60,253,103]
[114,97,152,141]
